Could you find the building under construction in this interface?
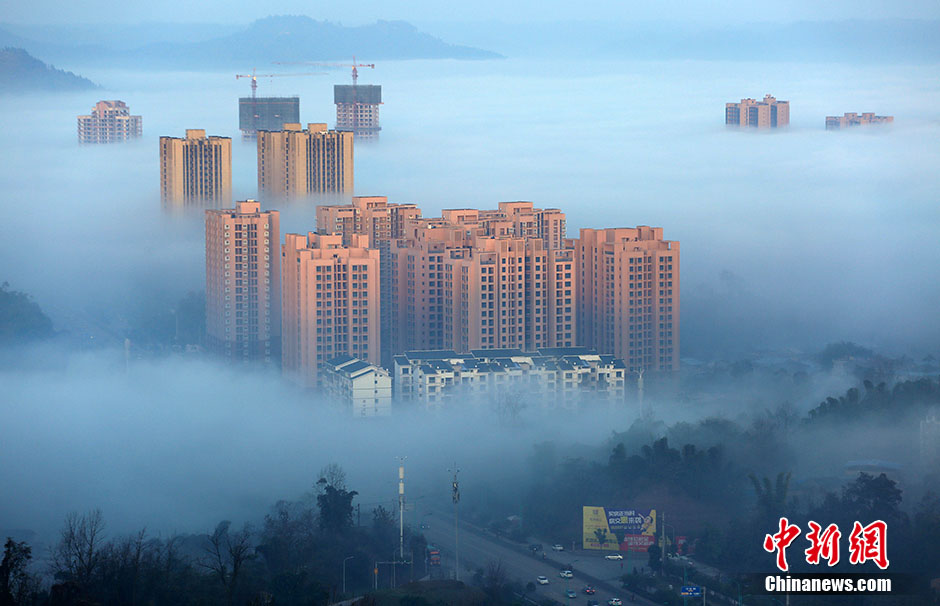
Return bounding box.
[238,96,300,138]
[334,85,382,140]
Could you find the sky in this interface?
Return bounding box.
[2,0,939,25]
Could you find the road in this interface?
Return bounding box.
[421,507,660,605]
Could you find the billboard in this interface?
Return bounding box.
[583,506,657,552]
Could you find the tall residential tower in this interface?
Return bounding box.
[577,227,679,372]
[205,200,281,363]
[257,123,354,199]
[160,129,232,209]
[281,232,380,387]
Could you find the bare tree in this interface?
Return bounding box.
[317,463,347,492]
[201,521,254,606]
[50,509,106,588]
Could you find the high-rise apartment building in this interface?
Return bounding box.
[577,227,679,372]
[257,123,354,199]
[160,129,232,209]
[205,200,280,363]
[387,202,576,356]
[281,232,380,387]
[825,112,894,130]
[725,94,790,128]
[317,196,421,365]
[334,85,382,140]
[77,100,142,143]
[316,199,573,360]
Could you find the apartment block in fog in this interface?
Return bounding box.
[281,232,380,387]
[825,112,894,130]
[320,355,392,416]
[578,227,679,372]
[726,94,790,128]
[389,204,576,356]
[314,200,574,360]
[257,123,354,198]
[317,196,421,365]
[205,200,280,363]
[160,129,232,209]
[77,100,142,143]
[392,347,625,409]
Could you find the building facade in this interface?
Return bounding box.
[577,227,679,372]
[281,232,380,388]
[238,96,300,138]
[160,129,232,209]
[205,200,280,363]
[825,112,894,130]
[320,355,392,416]
[317,196,421,365]
[314,200,576,362]
[392,347,625,410]
[725,94,790,128]
[77,100,142,144]
[257,123,354,199]
[334,85,382,140]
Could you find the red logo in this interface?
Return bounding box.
[804,521,841,566]
[763,517,801,572]
[765,518,889,571]
[848,520,889,570]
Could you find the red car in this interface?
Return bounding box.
[583,586,596,595]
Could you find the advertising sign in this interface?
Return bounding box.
[582,506,657,551]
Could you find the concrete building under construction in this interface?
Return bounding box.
[334,85,382,140]
[239,96,300,138]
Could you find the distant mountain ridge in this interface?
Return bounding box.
[0,47,97,93]
[0,16,502,70]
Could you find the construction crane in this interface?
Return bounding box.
[273,57,375,85]
[274,58,378,139]
[235,68,327,98]
[235,69,326,137]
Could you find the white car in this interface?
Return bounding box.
[552,544,565,551]
[536,575,549,585]
[559,570,573,578]
[608,599,623,606]
[604,553,624,560]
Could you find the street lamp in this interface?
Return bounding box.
[343,556,354,595]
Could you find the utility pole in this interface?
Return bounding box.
[660,511,665,577]
[450,464,460,581]
[398,456,406,560]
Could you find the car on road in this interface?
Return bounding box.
[565,589,577,599]
[552,544,565,551]
[536,576,549,585]
[559,570,573,578]
[604,553,624,560]
[529,543,543,552]
[587,601,599,606]
[607,599,623,606]
[583,585,596,594]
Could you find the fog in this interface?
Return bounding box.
[1,44,939,557]
[2,57,938,354]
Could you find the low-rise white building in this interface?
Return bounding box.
[321,355,392,416]
[392,347,626,410]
